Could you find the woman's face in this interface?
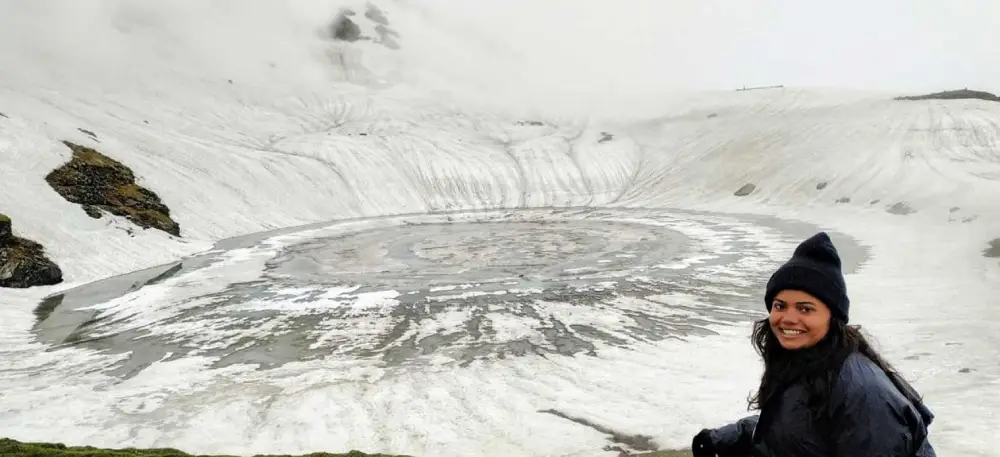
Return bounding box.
[769,289,831,350]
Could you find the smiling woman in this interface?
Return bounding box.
[768,290,832,350]
[691,232,937,457]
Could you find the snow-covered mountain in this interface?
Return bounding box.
[1,1,998,456]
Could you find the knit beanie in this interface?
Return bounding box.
[764,232,850,323]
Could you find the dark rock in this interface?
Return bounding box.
[895,89,999,102]
[598,132,614,143]
[0,214,63,288]
[516,120,544,126]
[82,205,102,219]
[45,141,180,237]
[0,213,10,240]
[885,202,916,215]
[77,128,97,139]
[836,197,851,204]
[0,239,63,288]
[733,183,755,197]
[959,367,973,373]
[983,238,1000,258]
[325,6,401,50]
[869,199,880,205]
[0,112,8,119]
[707,113,718,119]
[331,9,362,42]
[816,181,828,190]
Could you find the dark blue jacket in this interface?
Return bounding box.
[707,352,936,457]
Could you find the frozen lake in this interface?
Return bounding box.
[22,207,867,455]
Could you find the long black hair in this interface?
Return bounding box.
[746,316,923,420]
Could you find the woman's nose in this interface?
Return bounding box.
[778,312,799,323]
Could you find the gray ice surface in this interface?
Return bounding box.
[34,207,866,379]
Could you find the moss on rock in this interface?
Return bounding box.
[0,438,410,457]
[0,214,63,288]
[44,141,180,237]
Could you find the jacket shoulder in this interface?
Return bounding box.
[835,351,936,421]
[828,352,935,455]
[835,352,899,393]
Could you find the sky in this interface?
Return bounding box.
[405,0,1000,96]
[0,0,996,108]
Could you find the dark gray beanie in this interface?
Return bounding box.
[764,232,850,323]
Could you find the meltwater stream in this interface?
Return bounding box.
[33,207,866,381]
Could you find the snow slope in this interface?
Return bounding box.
[2,1,999,456]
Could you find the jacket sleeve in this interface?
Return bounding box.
[828,355,926,457]
[708,415,759,456]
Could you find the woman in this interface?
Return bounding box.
[691,232,936,457]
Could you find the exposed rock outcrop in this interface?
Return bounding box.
[885,201,917,215]
[331,9,362,41]
[44,141,180,236]
[734,183,756,196]
[0,213,10,239]
[895,89,999,102]
[327,3,401,50]
[0,213,63,288]
[984,238,1000,258]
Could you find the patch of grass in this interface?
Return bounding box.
[64,141,130,168]
[116,182,150,200]
[0,438,410,457]
[895,89,999,102]
[0,212,10,224]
